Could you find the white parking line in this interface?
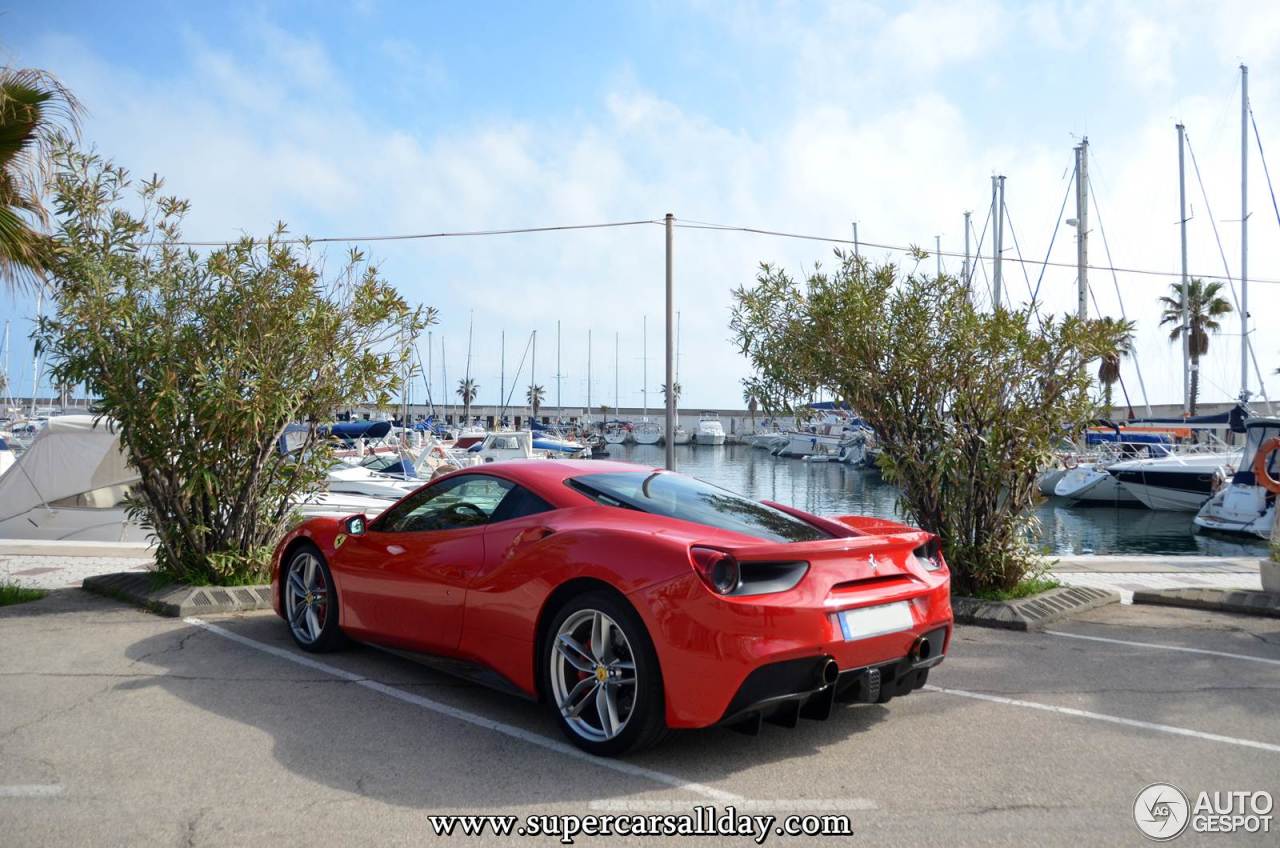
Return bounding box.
[1045,630,1280,667]
[0,785,64,798]
[924,685,1280,753]
[183,617,740,802]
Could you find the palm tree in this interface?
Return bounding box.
[743,386,759,431]
[1094,317,1135,419]
[599,403,610,420]
[659,382,681,408]
[456,378,478,424]
[0,68,80,291]
[526,384,545,420]
[1158,279,1232,415]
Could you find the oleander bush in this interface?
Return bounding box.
[731,251,1113,594]
[36,145,433,585]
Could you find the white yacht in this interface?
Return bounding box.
[0,416,393,543]
[602,422,629,445]
[670,425,692,445]
[1108,451,1238,512]
[1195,417,1280,539]
[1053,463,1142,505]
[632,420,663,445]
[694,413,726,445]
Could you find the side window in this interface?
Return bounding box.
[489,485,556,524]
[375,475,514,533]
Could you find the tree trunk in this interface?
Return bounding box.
[1189,355,1200,416]
[1102,382,1113,419]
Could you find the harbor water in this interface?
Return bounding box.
[608,442,1271,557]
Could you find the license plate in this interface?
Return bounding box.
[838,601,914,641]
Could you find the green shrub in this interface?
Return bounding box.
[36,146,433,585]
[731,252,1111,595]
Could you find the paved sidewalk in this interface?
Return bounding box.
[0,541,153,590]
[1051,555,1262,603]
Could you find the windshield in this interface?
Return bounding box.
[568,471,830,543]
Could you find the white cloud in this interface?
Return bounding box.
[5,2,1280,412]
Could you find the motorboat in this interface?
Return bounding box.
[0,416,392,542]
[1195,417,1280,539]
[468,430,536,463]
[1108,451,1237,512]
[325,463,421,500]
[694,413,726,446]
[670,425,692,445]
[1053,464,1143,505]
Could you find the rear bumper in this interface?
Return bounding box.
[630,573,952,728]
[717,626,948,731]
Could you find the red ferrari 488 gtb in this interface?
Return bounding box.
[272,460,952,756]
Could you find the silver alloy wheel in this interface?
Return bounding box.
[550,609,637,742]
[285,552,328,645]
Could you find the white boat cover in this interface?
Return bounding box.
[0,415,137,520]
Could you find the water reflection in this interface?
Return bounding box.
[605,443,1269,557]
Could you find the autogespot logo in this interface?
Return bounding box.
[1134,783,1190,841]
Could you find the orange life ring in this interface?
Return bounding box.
[1254,436,1280,494]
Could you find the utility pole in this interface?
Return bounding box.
[664,212,675,471]
[962,212,971,289]
[1076,138,1089,320]
[1177,123,1191,415]
[1241,63,1251,401]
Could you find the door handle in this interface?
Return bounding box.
[506,526,554,560]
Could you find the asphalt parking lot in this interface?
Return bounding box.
[2,591,1278,847]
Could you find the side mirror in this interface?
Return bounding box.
[344,514,368,536]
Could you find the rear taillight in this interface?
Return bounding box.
[913,538,946,572]
[689,548,809,596]
[690,547,741,594]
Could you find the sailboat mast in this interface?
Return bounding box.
[530,330,537,423]
[441,336,449,422]
[500,330,505,420]
[1241,63,1250,401]
[1076,138,1089,320]
[587,329,592,422]
[1177,123,1191,415]
[30,288,43,416]
[556,319,562,420]
[614,332,619,421]
[642,315,648,421]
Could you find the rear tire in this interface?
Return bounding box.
[542,591,668,757]
[283,545,346,653]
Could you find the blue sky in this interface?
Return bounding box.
[4,1,1280,412]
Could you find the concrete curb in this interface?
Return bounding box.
[1131,587,1280,619]
[82,572,273,617]
[952,586,1120,631]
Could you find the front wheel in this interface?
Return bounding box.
[543,592,667,756]
[283,545,345,653]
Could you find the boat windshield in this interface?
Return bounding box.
[1233,421,1280,485]
[568,471,831,543]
